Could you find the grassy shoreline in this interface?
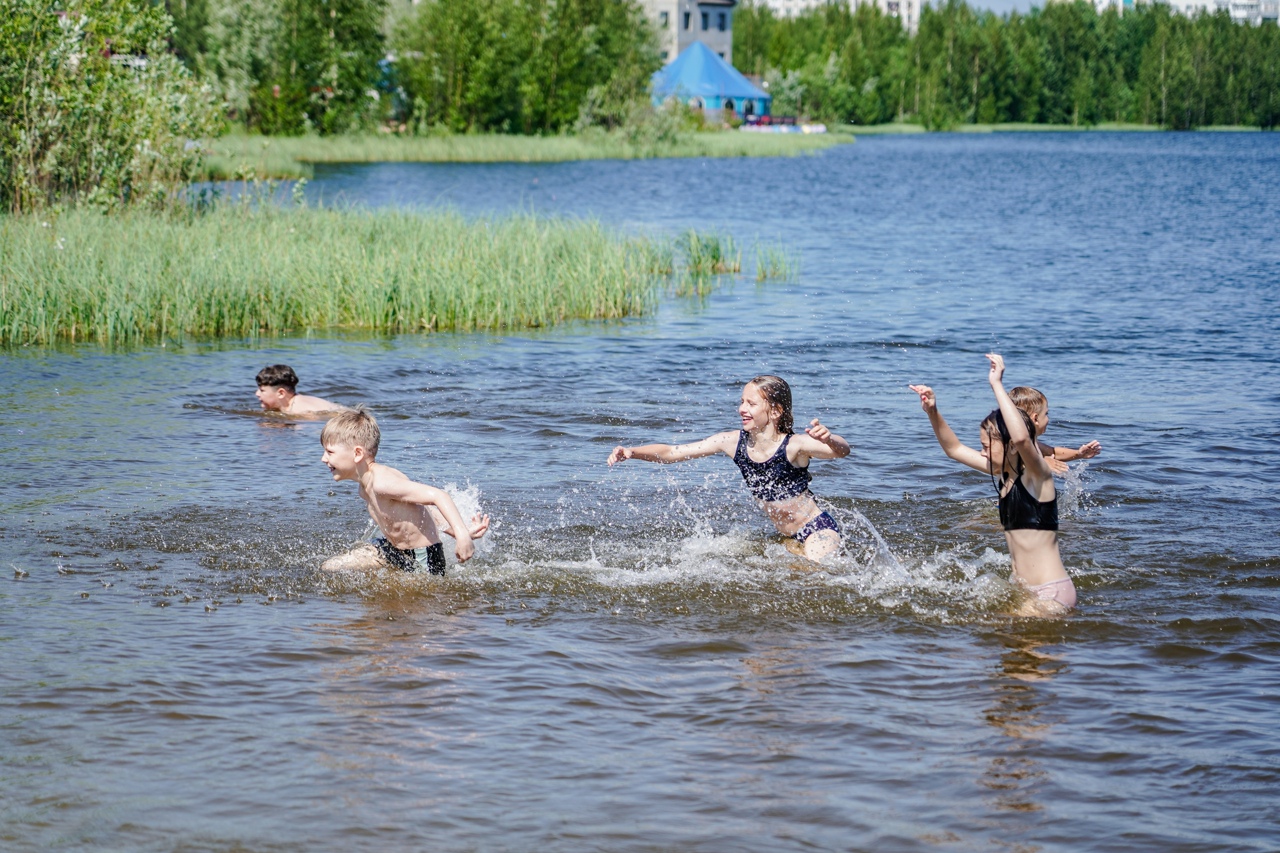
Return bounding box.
[1,205,780,347]
[1,206,681,346]
[203,131,849,180]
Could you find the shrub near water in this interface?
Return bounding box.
[0,0,221,212]
[0,206,671,345]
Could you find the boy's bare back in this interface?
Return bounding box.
[285,392,347,416]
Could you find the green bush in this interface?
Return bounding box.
[165,0,388,133]
[0,0,221,212]
[392,0,660,135]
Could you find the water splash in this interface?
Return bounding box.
[72,476,1054,624]
[1057,460,1092,517]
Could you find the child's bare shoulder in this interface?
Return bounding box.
[367,462,416,493]
[292,394,345,414]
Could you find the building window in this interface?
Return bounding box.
[659,10,669,27]
[718,52,724,58]
[701,11,709,29]
[718,12,726,31]
[661,50,669,60]
[683,11,690,29]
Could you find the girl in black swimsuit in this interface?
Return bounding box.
[608,375,851,563]
[910,355,1076,614]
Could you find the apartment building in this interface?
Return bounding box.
[644,0,738,65]
[1095,0,1278,24]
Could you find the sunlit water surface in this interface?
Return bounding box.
[2,133,1278,852]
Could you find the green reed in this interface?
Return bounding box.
[0,205,688,346]
[669,230,742,297]
[754,243,798,283]
[679,230,741,277]
[202,131,848,179]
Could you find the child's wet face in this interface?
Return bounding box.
[739,383,780,433]
[979,426,1005,472]
[256,385,287,411]
[321,441,359,481]
[1031,407,1049,437]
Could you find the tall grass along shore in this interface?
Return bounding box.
[0,206,675,346]
[1,204,776,347]
[203,131,848,180]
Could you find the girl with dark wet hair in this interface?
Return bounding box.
[910,355,1076,615]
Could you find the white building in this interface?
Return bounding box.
[644,0,738,65]
[1210,0,1280,24]
[1095,0,1279,23]
[757,0,919,34]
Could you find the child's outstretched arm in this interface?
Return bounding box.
[1051,440,1102,463]
[389,482,476,562]
[909,384,990,474]
[608,431,737,465]
[794,419,851,461]
[1038,440,1071,475]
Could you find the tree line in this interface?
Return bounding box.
[6,0,1277,211]
[164,0,660,135]
[735,0,1280,129]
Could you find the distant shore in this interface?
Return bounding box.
[840,121,1262,136]
[202,131,850,180]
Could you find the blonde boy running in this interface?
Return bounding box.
[319,407,488,574]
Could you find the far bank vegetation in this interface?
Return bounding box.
[735,0,1280,130]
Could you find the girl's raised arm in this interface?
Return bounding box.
[987,354,1054,482]
[909,384,991,474]
[608,431,737,466]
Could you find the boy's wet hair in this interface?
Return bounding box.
[749,375,794,434]
[321,406,380,457]
[256,364,299,391]
[980,408,1036,484]
[1009,386,1048,416]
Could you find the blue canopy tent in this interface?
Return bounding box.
[651,42,770,118]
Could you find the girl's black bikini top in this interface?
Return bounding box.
[733,431,812,502]
[998,476,1059,531]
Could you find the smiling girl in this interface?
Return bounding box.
[608,375,851,562]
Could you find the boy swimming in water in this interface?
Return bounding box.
[1008,386,1101,475]
[255,364,348,416]
[319,407,488,575]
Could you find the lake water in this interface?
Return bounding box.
[3,133,1278,852]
